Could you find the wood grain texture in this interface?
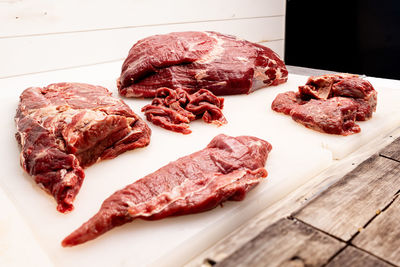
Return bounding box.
[380,137,400,162]
[293,154,400,241]
[352,196,400,266]
[214,218,345,267]
[326,246,393,267]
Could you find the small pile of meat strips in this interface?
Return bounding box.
[141,87,227,134]
[118,31,288,134]
[271,74,377,135]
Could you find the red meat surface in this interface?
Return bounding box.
[117,31,288,98]
[62,134,272,247]
[269,91,307,115]
[291,97,361,135]
[141,87,227,134]
[15,83,151,213]
[271,74,377,135]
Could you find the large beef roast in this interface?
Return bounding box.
[117,31,288,98]
[62,134,272,247]
[15,83,151,213]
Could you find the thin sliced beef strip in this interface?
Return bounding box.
[62,134,272,247]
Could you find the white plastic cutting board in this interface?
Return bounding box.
[1,62,399,267]
[0,187,53,267]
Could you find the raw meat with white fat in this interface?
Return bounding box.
[298,74,377,120]
[117,31,288,98]
[271,74,377,135]
[142,87,227,134]
[62,134,272,247]
[290,97,361,135]
[15,83,151,213]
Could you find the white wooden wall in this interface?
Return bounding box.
[1,0,286,79]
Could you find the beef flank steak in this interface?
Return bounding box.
[15,82,151,213]
[62,134,272,247]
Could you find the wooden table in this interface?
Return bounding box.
[186,66,400,267]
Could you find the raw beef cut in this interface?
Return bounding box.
[269,91,306,115]
[271,74,377,135]
[142,87,227,134]
[290,97,361,135]
[298,73,377,120]
[62,134,272,247]
[117,31,288,98]
[15,83,151,213]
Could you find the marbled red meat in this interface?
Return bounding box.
[15,83,151,213]
[141,87,227,134]
[290,97,361,135]
[62,134,272,247]
[298,74,377,120]
[117,31,288,98]
[269,91,307,115]
[271,74,377,135]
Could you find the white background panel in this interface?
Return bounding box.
[0,0,285,36]
[1,16,284,78]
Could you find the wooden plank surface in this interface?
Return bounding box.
[352,196,400,266]
[326,246,394,267]
[293,154,400,241]
[380,137,400,162]
[214,218,345,267]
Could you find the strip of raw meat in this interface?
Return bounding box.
[15,83,151,213]
[271,74,377,135]
[117,31,288,98]
[141,87,227,134]
[290,97,361,135]
[62,134,272,247]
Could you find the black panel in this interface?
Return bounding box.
[285,0,400,79]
